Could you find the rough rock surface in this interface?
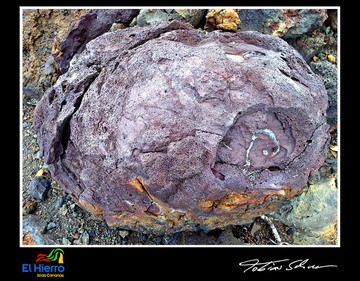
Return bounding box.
[205,9,241,32]
[310,60,337,128]
[23,216,55,245]
[34,21,329,235]
[23,9,86,98]
[290,31,326,62]
[238,9,328,38]
[132,9,206,28]
[274,175,337,244]
[53,9,139,73]
[28,176,51,201]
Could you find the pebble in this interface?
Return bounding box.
[59,205,68,216]
[28,176,51,201]
[56,197,65,208]
[62,237,72,245]
[47,222,57,230]
[35,151,41,159]
[80,231,90,245]
[250,221,262,235]
[119,230,129,239]
[286,227,294,236]
[23,199,37,214]
[70,203,77,212]
[327,54,336,63]
[22,122,30,129]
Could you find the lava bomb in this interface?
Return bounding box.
[34,21,329,234]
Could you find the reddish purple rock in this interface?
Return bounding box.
[34,21,329,234]
[53,9,139,73]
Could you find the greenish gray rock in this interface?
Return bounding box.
[291,33,326,62]
[238,9,328,38]
[239,9,282,34]
[62,237,72,245]
[274,176,337,245]
[284,9,328,39]
[310,60,337,127]
[132,9,206,27]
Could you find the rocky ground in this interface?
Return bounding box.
[22,8,338,245]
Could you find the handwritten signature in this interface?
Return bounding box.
[239,258,338,273]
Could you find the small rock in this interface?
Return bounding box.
[250,221,262,235]
[35,168,45,177]
[56,197,65,208]
[22,122,29,129]
[23,199,37,214]
[28,176,51,201]
[327,54,336,63]
[73,232,80,240]
[34,151,41,159]
[62,237,72,245]
[59,205,68,216]
[72,239,80,245]
[286,227,294,236]
[119,230,129,239]
[205,9,240,32]
[133,9,206,27]
[47,222,57,230]
[309,60,337,127]
[69,203,77,212]
[80,231,90,245]
[109,22,125,32]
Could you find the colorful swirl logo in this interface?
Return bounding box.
[36,248,64,264]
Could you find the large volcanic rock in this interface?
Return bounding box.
[34,21,329,235]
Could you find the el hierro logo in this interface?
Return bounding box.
[22,248,65,278]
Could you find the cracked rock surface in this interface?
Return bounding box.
[34,21,329,235]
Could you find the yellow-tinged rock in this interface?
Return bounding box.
[312,55,319,62]
[320,223,337,242]
[205,9,240,32]
[198,199,215,209]
[35,168,45,177]
[327,54,336,63]
[271,22,288,37]
[330,144,338,152]
[23,232,37,245]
